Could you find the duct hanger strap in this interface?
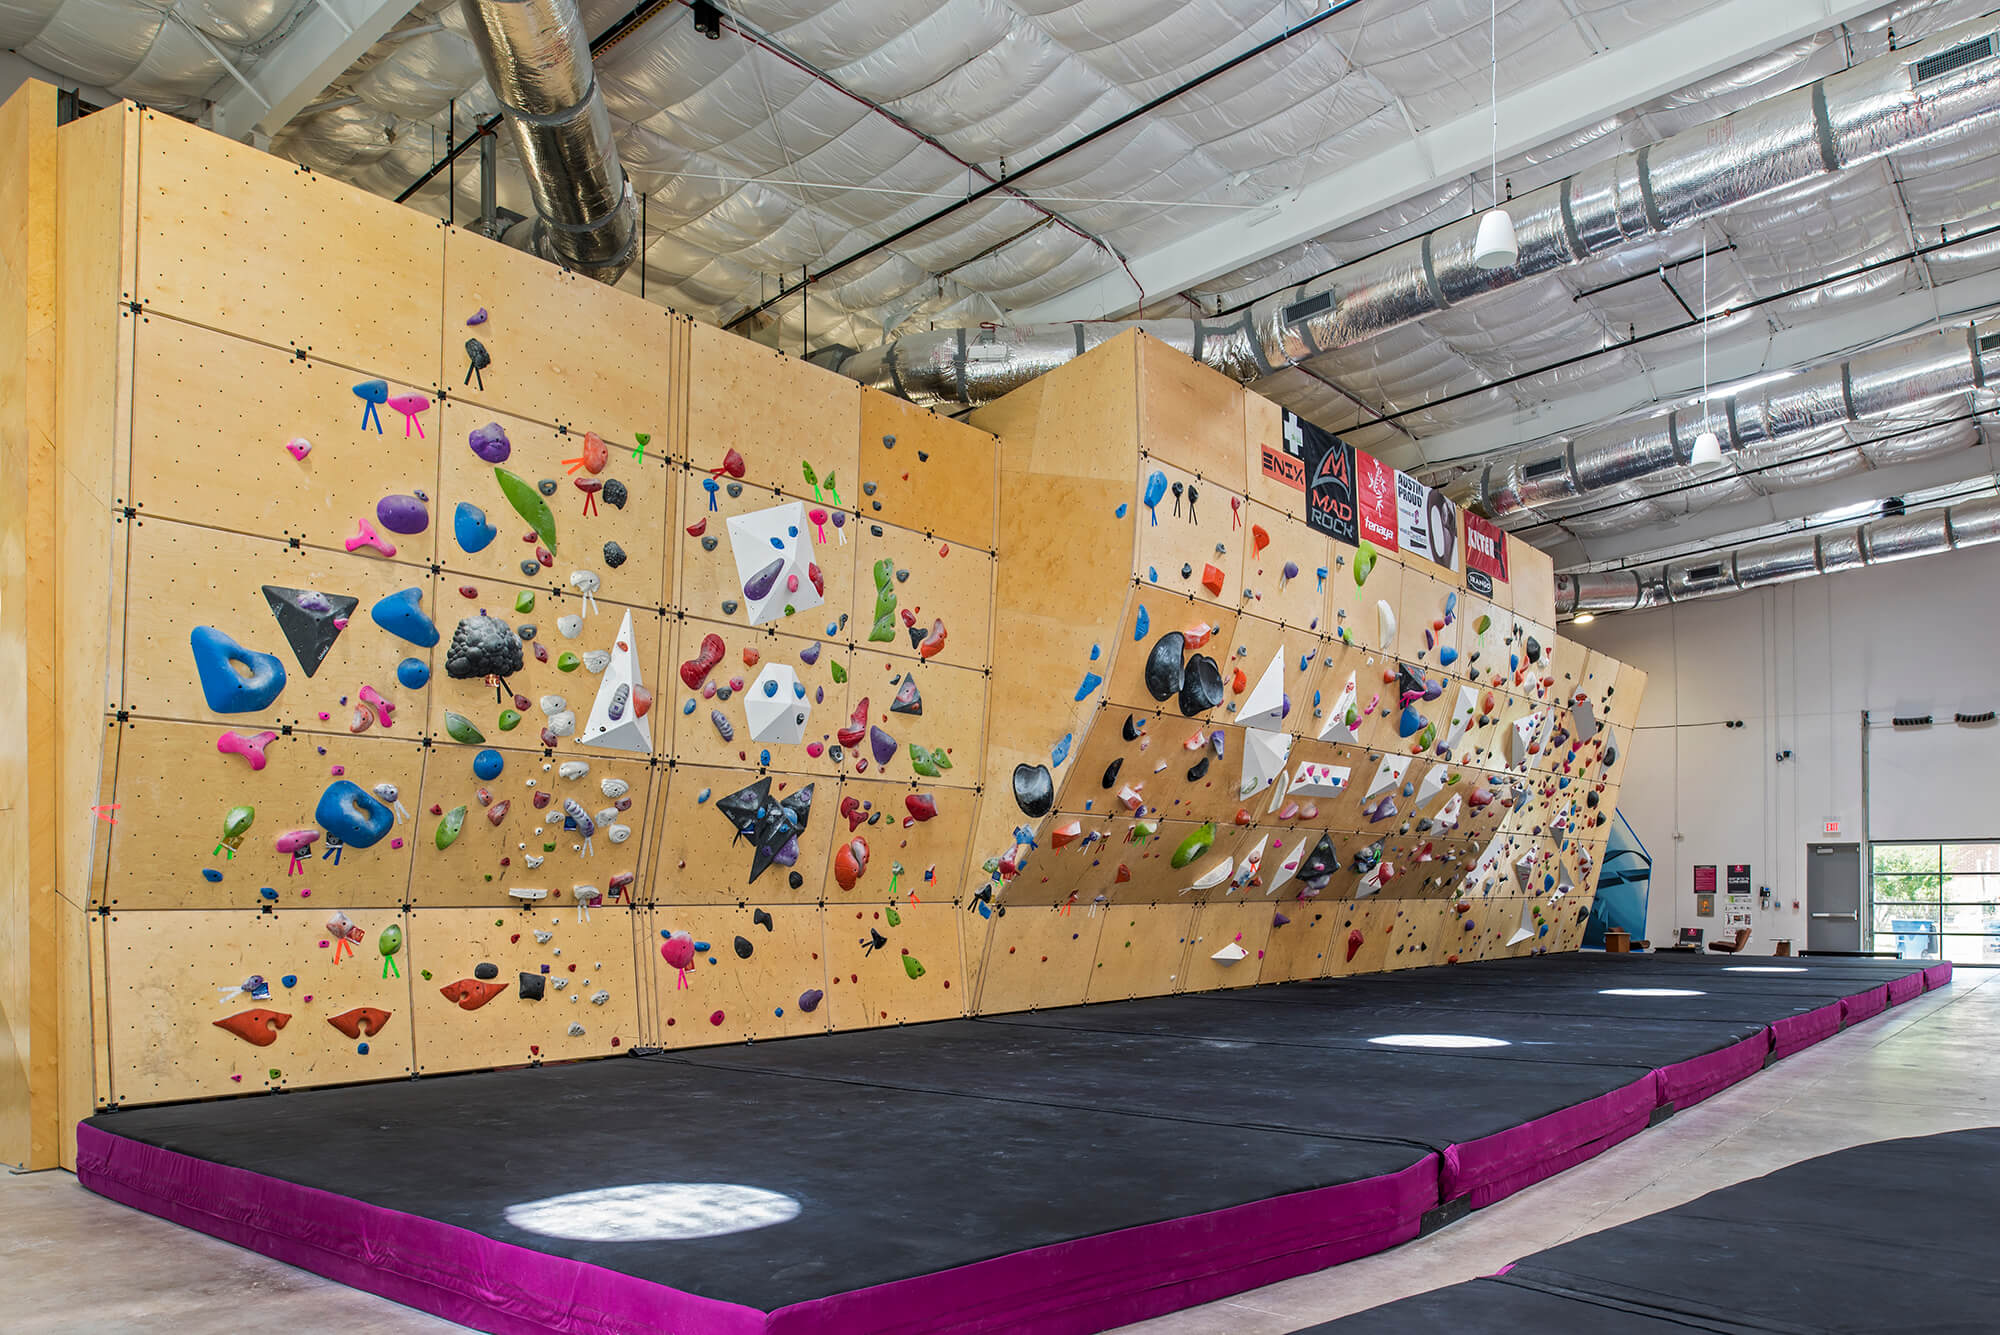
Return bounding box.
[495,76,604,128]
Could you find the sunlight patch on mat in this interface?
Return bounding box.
[1367,1033,1510,1049]
[1599,988,1707,997]
[505,1183,801,1241]
[1724,966,1809,974]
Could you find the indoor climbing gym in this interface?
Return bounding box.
[6,1,2000,1331]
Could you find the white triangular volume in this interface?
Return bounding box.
[726,499,826,625]
[1232,835,1267,893]
[1210,942,1250,965]
[1262,767,1291,818]
[1571,699,1598,742]
[1238,652,1287,730]
[1434,792,1463,831]
[581,610,652,754]
[1188,857,1233,892]
[1319,671,1360,741]
[1507,898,1539,946]
[1265,842,1301,896]
[1414,764,1449,809]
[744,661,812,745]
[1508,713,1538,768]
[1239,728,1293,799]
[1364,754,1409,800]
[1356,860,1390,897]
[1376,599,1397,648]
[1290,760,1349,797]
[1443,685,1478,750]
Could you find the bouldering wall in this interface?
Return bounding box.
[6,92,1643,1168]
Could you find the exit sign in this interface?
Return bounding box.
[1823,820,1842,835]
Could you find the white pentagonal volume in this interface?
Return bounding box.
[727,499,825,626]
[744,662,812,746]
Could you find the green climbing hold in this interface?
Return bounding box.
[498,709,521,731]
[868,558,897,643]
[378,923,403,979]
[1170,821,1216,870]
[1416,722,1437,750]
[909,744,940,777]
[557,651,580,672]
[495,466,557,556]
[902,954,926,980]
[886,905,902,927]
[515,591,535,614]
[436,805,467,850]
[1354,541,1378,587]
[831,661,848,684]
[930,746,951,771]
[444,711,485,744]
[222,805,255,841]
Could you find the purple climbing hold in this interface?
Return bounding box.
[798,988,824,1013]
[799,643,822,666]
[375,493,430,535]
[869,725,897,766]
[467,422,511,464]
[743,557,784,601]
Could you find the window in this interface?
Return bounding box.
[1870,842,2000,963]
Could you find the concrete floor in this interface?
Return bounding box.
[6,968,1994,1334]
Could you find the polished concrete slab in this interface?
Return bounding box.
[5,965,1992,1334]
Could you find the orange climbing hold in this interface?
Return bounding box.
[1201,564,1225,596]
[1251,524,1270,557]
[1114,863,1132,882]
[326,1006,393,1039]
[440,978,507,1011]
[1231,667,1247,694]
[214,1009,290,1047]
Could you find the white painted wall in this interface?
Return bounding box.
[1568,539,2000,954]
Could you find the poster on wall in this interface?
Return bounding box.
[1465,511,1509,595]
[1727,864,1751,896]
[1354,448,1399,551]
[1395,469,1460,572]
[1271,409,1358,544]
[1694,865,1717,895]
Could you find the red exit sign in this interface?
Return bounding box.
[1823,820,1842,835]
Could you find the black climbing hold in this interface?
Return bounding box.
[866,929,888,951]
[1144,632,1186,702]
[1013,763,1054,818]
[890,677,922,715]
[1525,636,1542,664]
[788,871,804,890]
[1180,562,1193,579]
[725,482,743,498]
[261,585,359,679]
[520,559,540,577]
[882,435,895,447]
[1122,714,1143,742]
[602,479,628,510]
[828,744,844,764]
[701,536,719,552]
[603,541,627,569]
[721,599,739,615]
[1102,757,1123,788]
[519,972,545,1001]
[863,481,878,495]
[1177,654,1224,716]
[1186,756,1210,782]
[753,908,773,930]
[536,478,558,497]
[518,623,537,640]
[474,961,497,980]
[446,614,525,681]
[869,525,884,538]
[733,935,753,959]
[1299,832,1339,881]
[917,451,928,462]
[894,568,909,582]
[907,623,925,650]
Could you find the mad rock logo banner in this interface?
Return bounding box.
[1273,409,1357,544]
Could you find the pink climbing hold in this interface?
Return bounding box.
[387,393,430,438]
[216,729,278,771]
[344,515,397,558]
[284,438,312,461]
[359,684,395,728]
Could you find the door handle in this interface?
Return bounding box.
[1810,912,1859,920]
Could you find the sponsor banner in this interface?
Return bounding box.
[1278,409,1358,544]
[1354,448,1398,551]
[1465,511,1509,585]
[1395,469,1460,572]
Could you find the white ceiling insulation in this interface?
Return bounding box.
[9,0,2000,574]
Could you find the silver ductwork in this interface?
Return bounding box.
[828,16,2000,409]
[1454,322,2000,517]
[1556,493,2000,618]
[458,0,639,284]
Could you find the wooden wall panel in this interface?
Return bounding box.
[1137,336,1248,489]
[667,617,848,777]
[651,765,831,906]
[103,907,415,1105]
[1256,901,1338,982]
[647,902,830,1044]
[820,901,966,1030]
[1180,899,1279,990]
[1134,459,1243,610]
[674,471,860,632]
[849,519,994,672]
[858,389,999,550]
[1084,903,1194,1001]
[970,905,1105,1013]
[688,322,859,501]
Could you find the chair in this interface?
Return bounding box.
[1708,927,1752,954]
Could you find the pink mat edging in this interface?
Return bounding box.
[1886,972,1924,1005]
[1925,961,1954,989]
[1654,1030,1770,1111]
[1841,984,1890,1025]
[1439,1072,1659,1209]
[1768,998,1844,1060]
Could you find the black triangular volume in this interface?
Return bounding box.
[262,585,359,678]
[890,677,923,715]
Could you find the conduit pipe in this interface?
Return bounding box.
[1451,321,2000,517]
[458,0,638,283]
[1556,492,2000,617]
[824,16,2000,408]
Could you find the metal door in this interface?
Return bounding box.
[1807,843,1862,952]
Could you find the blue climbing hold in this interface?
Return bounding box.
[1115,503,1128,518]
[762,678,779,698]
[189,626,288,713]
[281,974,297,987]
[396,657,431,689]
[353,379,388,433]
[1142,470,1168,524]
[371,587,438,648]
[1075,671,1103,701]
[202,869,223,882]
[1398,705,1427,738]
[683,699,696,715]
[454,500,497,554]
[314,780,395,849]
[1052,732,1073,767]
[358,1042,370,1054]
[473,748,504,781]
[1134,604,1150,640]
[696,788,711,804]
[259,886,278,901]
[1089,644,1101,661]
[1439,646,1459,666]
[759,748,772,766]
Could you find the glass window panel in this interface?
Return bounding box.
[1942,932,2000,965]
[1944,843,2000,875]
[1875,843,1942,875]
[1873,873,1941,904]
[1876,905,1941,959]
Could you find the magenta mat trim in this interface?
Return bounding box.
[1768,999,1843,1059]
[1886,972,1924,1005]
[1841,984,1890,1025]
[1438,1073,1659,1209]
[75,1124,762,1335]
[1925,961,1954,989]
[1655,1031,1770,1110]
[79,1121,1435,1335]
[763,1156,1438,1335]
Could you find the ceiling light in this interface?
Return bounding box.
[1691,430,1723,466]
[692,2,723,39]
[1474,207,1518,270]
[1571,612,1596,624]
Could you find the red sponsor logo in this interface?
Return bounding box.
[1261,445,1306,492]
[1354,449,1398,551]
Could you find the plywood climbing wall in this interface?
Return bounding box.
[15,94,1644,1157]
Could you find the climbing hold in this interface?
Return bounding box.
[734,934,754,959]
[261,586,358,679]
[284,437,311,461]
[1169,822,1215,870]
[214,1009,289,1047]
[315,780,395,848]
[1354,541,1378,586]
[905,792,938,822]
[1377,599,1397,647]
[376,493,430,535]
[1201,564,1225,596]
[190,627,288,714]
[353,379,389,432]
[834,838,870,890]
[902,955,927,980]
[443,710,485,744]
[798,988,824,1013]
[435,804,468,849]
[326,1007,391,1039]
[445,614,524,684]
[473,749,504,781]
[1145,632,1186,701]
[396,657,431,690]
[216,729,278,770]
[1178,655,1224,716]
[464,338,490,389]
[1013,764,1054,817]
[371,588,439,649]
[680,633,726,689]
[495,467,557,556]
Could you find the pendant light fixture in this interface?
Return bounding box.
[1474,0,1518,270]
[1691,235,1724,465]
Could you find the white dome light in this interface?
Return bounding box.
[1474,207,1518,270]
[1368,1033,1511,1049]
[1599,987,1707,997]
[1690,430,1724,465]
[504,1183,801,1242]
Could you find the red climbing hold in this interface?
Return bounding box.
[326,1006,392,1039]
[918,619,947,659]
[1231,667,1247,694]
[440,978,507,1011]
[686,517,707,537]
[1115,864,1131,883]
[837,699,869,748]
[214,1009,290,1047]
[1251,524,1270,557]
[1346,929,1364,962]
[904,793,939,822]
[708,448,746,479]
[834,838,869,890]
[680,633,725,689]
[1201,564,1225,596]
